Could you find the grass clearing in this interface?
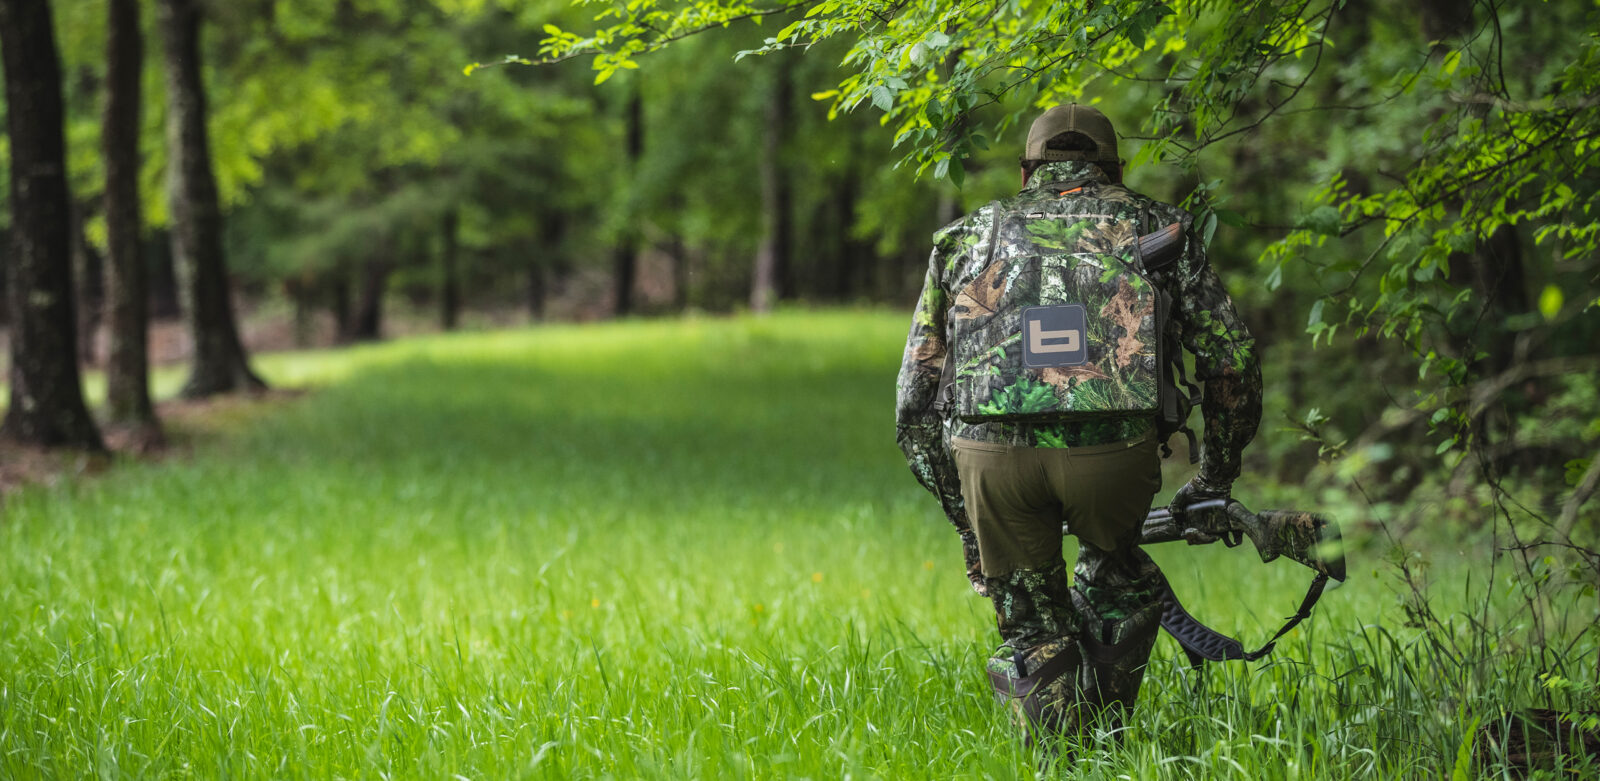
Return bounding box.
[1,310,1593,778]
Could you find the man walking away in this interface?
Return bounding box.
[894,103,1262,744]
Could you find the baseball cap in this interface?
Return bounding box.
[1024,104,1119,165]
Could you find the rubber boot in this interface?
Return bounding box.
[986,636,1083,746]
[1072,590,1161,739]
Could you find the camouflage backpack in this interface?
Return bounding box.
[940,181,1197,455]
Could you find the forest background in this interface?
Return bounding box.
[2,0,1599,776]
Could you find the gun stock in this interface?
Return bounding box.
[1135,222,1185,272]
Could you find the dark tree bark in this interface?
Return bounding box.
[1419,0,1472,50]
[1334,0,1373,54]
[157,0,264,397]
[1457,224,1527,375]
[0,227,8,326]
[284,275,313,348]
[0,0,104,449]
[349,256,390,341]
[146,229,180,319]
[611,244,636,317]
[841,181,879,300]
[72,202,104,365]
[439,209,460,330]
[750,54,793,313]
[330,271,353,341]
[822,176,861,302]
[526,261,546,321]
[613,84,642,317]
[668,234,690,311]
[529,213,564,321]
[104,0,162,436]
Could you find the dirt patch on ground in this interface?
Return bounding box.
[0,388,308,500]
[0,441,114,497]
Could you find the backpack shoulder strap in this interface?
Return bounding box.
[934,202,1004,416]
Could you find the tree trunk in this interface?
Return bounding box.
[526,261,545,321]
[72,201,104,366]
[1419,0,1472,51]
[143,228,178,319]
[612,244,636,317]
[330,271,353,341]
[157,0,264,397]
[668,234,689,311]
[104,0,163,440]
[285,276,312,348]
[0,227,7,326]
[613,84,642,317]
[750,54,793,313]
[834,130,877,302]
[439,209,460,330]
[1472,224,1527,375]
[0,0,104,449]
[529,213,564,321]
[349,256,389,341]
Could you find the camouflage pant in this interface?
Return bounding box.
[982,545,1164,741]
[952,434,1163,736]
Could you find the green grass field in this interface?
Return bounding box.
[1,310,1591,778]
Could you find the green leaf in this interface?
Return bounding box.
[1441,50,1462,77]
[870,85,893,112]
[1298,205,1342,237]
[1450,716,1479,781]
[1214,208,1246,228]
[1539,284,1564,321]
[1566,459,1592,487]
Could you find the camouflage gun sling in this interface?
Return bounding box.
[1070,498,1347,667]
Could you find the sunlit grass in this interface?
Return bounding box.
[1,310,1593,778]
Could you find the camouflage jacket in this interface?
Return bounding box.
[895,161,1263,535]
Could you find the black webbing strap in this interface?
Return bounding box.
[988,645,1078,700]
[1168,349,1201,464]
[1156,568,1332,668]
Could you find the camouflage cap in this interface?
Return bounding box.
[1024,104,1118,165]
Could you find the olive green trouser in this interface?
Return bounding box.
[951,434,1161,649]
[955,433,1165,739]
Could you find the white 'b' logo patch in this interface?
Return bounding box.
[1022,305,1088,368]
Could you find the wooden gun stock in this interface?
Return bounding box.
[1135,222,1185,272]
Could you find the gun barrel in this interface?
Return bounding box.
[1073,498,1226,543]
[1141,497,1227,522]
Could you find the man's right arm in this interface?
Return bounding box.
[1172,230,1263,494]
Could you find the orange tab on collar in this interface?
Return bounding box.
[1059,187,1084,195]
